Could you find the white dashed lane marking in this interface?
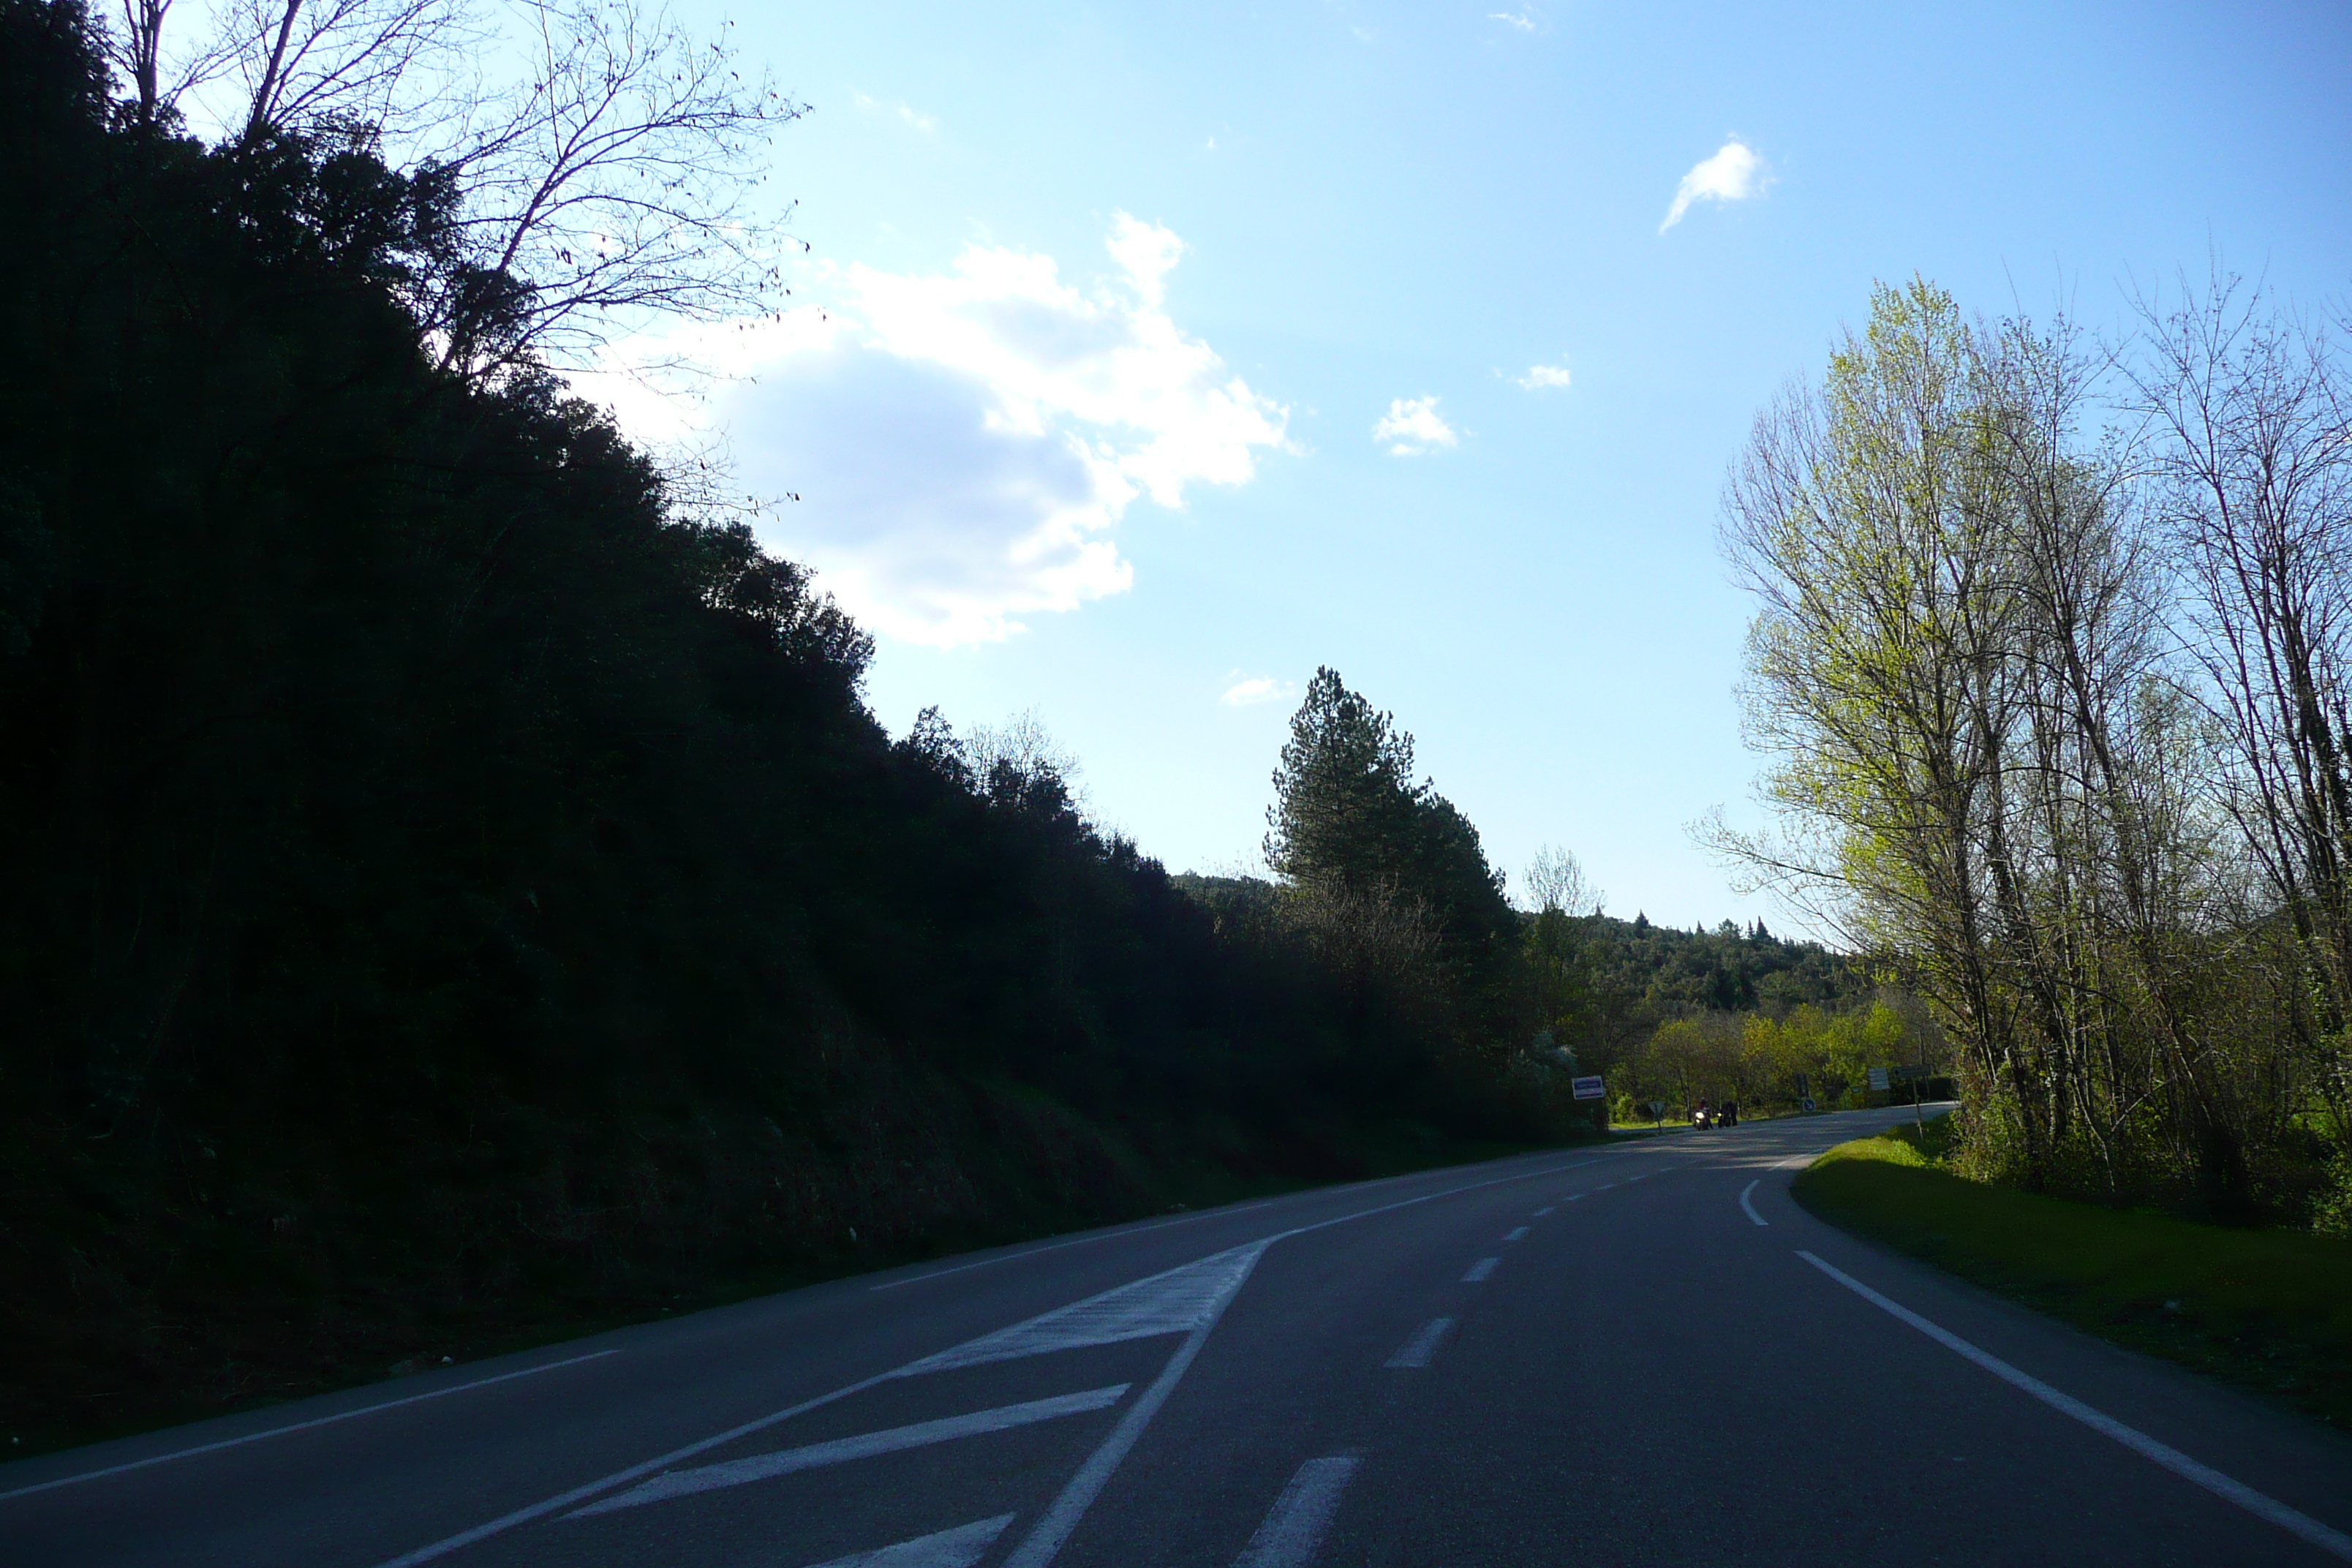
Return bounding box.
[1462,1257,1500,1283]
[1384,1318,1455,1369]
[1232,1456,1360,1568]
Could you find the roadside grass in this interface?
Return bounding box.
[1795,1124,2352,1429]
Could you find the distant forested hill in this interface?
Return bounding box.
[1578,914,1858,1046]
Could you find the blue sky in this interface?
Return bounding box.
[603,0,2351,930]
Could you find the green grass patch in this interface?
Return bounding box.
[1795,1126,2352,1429]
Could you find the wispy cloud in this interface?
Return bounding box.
[1659,139,1771,233]
[1221,675,1292,708]
[1515,359,1571,391]
[1488,7,1536,31]
[851,91,937,135]
[587,216,1287,647]
[1373,395,1458,456]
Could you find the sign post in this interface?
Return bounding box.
[1570,1074,1607,1136]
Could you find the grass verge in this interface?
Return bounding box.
[1794,1123,2352,1431]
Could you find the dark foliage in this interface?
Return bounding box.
[0,1,1569,1450]
[1582,915,1856,1029]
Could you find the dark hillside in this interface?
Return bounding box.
[0,1,1583,1452]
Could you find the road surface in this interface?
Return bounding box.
[7,1106,2350,1567]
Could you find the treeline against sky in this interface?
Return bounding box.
[1720,278,2352,1230]
[0,0,1523,1441]
[0,0,1850,1446]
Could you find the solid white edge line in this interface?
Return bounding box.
[0,1350,623,1504]
[1232,1455,1361,1568]
[1795,1250,2352,1562]
[1739,1180,1767,1226]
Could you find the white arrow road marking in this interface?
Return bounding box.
[374,1155,1617,1568]
[1462,1257,1499,1283]
[1232,1456,1360,1568]
[1798,1251,2352,1562]
[1384,1318,1455,1370]
[567,1387,1129,1518]
[903,1243,1273,1375]
[999,1240,1276,1568]
[1739,1180,1767,1226]
[800,1513,1017,1568]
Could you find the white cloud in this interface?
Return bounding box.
[1220,675,1291,708]
[588,216,1286,647]
[1515,359,1572,391]
[1659,139,1771,233]
[1373,395,1458,456]
[1488,7,1536,31]
[851,91,937,135]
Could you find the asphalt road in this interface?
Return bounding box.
[8,1106,2352,1567]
